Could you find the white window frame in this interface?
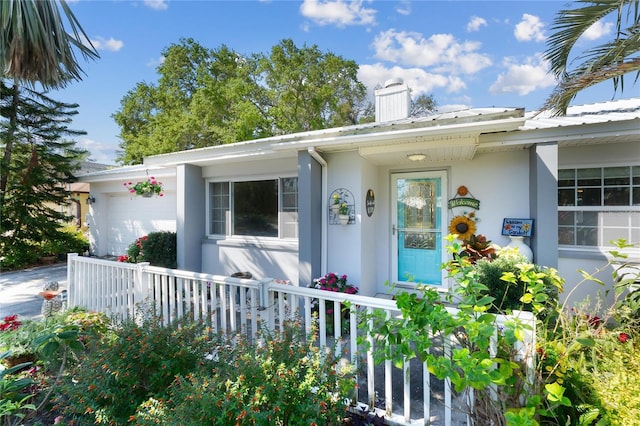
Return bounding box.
[206,175,298,241]
[558,164,640,249]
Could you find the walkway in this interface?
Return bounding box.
[0,263,68,320]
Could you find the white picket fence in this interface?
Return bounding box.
[66,254,536,426]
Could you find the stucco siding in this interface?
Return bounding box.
[202,239,299,284]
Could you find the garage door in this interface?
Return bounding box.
[107,193,177,256]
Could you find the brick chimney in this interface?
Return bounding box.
[375,78,411,122]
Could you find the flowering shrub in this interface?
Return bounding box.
[118,232,176,268]
[311,272,358,295]
[0,314,21,331]
[134,322,355,425]
[309,273,358,335]
[124,177,164,197]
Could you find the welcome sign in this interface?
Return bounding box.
[502,218,534,237]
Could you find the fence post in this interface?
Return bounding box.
[66,253,78,309]
[134,262,151,315]
[258,278,274,331]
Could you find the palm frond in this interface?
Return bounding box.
[541,57,640,115]
[0,0,99,89]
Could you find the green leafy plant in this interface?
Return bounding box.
[118,231,177,268]
[134,320,356,426]
[0,351,36,426]
[358,235,561,425]
[54,309,211,424]
[474,247,562,316]
[0,316,43,360]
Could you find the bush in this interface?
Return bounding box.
[134,321,356,426]
[0,224,88,270]
[54,310,211,424]
[474,248,563,316]
[123,231,177,268]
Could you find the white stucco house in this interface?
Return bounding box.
[80,80,640,305]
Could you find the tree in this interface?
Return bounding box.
[542,0,640,115]
[411,93,438,117]
[114,39,267,165]
[114,38,369,164]
[257,39,367,134]
[0,82,88,269]
[1,0,98,205]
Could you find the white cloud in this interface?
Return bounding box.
[582,20,613,40]
[514,13,546,42]
[396,0,411,16]
[75,138,118,165]
[489,53,556,95]
[372,29,492,74]
[90,37,124,52]
[358,63,466,98]
[467,16,487,32]
[144,0,168,11]
[300,0,376,27]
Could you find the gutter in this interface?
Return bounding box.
[307,147,328,275]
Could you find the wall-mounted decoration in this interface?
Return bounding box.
[447,185,480,210]
[448,186,480,241]
[365,189,375,217]
[502,218,534,237]
[329,188,355,225]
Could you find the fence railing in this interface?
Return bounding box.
[67,254,536,426]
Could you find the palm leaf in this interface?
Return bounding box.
[0,0,99,89]
[542,0,640,115]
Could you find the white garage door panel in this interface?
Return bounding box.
[107,194,177,256]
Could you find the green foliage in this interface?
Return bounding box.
[474,247,563,316]
[0,351,36,425]
[55,311,211,424]
[134,321,355,426]
[114,38,368,164]
[123,231,177,268]
[0,317,44,358]
[357,235,554,424]
[0,82,88,270]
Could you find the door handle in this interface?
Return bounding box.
[392,224,396,235]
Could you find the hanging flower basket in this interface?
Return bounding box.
[124,177,164,198]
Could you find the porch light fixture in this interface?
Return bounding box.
[86,195,96,205]
[407,153,426,162]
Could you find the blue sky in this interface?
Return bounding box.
[52,0,633,164]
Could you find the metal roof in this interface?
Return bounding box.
[522,97,640,130]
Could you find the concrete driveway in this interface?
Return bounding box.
[0,263,68,320]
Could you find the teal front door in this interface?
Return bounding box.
[392,171,446,286]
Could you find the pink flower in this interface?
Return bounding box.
[54,416,63,424]
[619,332,630,343]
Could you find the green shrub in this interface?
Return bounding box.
[54,311,211,424]
[124,231,177,268]
[134,321,356,426]
[474,248,562,316]
[0,224,88,270]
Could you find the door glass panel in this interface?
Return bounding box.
[395,175,443,285]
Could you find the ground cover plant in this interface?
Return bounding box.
[2,239,639,425]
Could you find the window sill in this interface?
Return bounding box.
[559,246,640,262]
[204,236,298,251]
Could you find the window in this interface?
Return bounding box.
[209,177,298,239]
[558,166,640,247]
